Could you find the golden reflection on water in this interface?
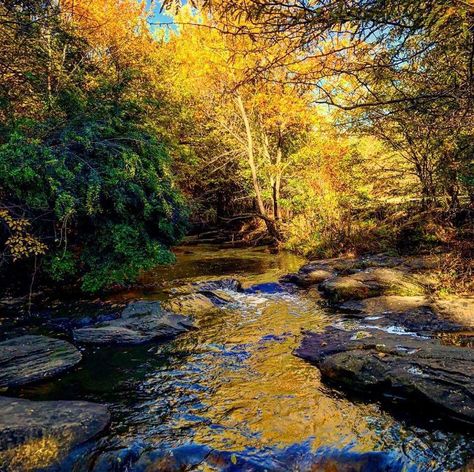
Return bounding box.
[10,246,473,470]
[146,277,396,454]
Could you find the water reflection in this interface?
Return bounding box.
[14,245,474,470]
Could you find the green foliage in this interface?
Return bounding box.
[0,82,188,292]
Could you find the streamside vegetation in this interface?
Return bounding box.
[0,0,472,294]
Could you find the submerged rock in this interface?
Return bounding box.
[94,441,415,471]
[0,335,82,388]
[295,327,474,425]
[73,301,193,345]
[0,396,110,470]
[320,268,425,302]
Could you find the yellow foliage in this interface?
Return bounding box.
[0,209,47,261]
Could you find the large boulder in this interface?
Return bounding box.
[0,335,82,388]
[0,396,110,470]
[73,301,193,345]
[320,268,425,302]
[295,327,474,425]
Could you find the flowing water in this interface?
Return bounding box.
[8,245,474,471]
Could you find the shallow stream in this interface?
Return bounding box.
[7,245,474,471]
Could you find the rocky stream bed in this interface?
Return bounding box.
[0,246,473,471]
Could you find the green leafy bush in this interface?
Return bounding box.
[0,84,188,292]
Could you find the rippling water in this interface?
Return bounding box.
[13,245,474,471]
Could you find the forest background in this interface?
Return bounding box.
[0,0,472,295]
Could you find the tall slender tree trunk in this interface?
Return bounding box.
[235,94,266,217]
[273,144,282,221]
[235,94,281,241]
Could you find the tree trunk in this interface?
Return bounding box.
[235,94,266,217]
[273,144,282,221]
[235,95,281,242]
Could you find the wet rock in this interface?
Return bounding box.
[74,325,155,345]
[169,278,243,295]
[296,327,474,425]
[195,278,243,292]
[162,293,218,315]
[73,301,193,345]
[121,300,162,319]
[280,269,334,287]
[282,254,438,289]
[203,289,237,304]
[320,268,425,302]
[339,295,473,334]
[0,335,82,388]
[340,295,430,315]
[0,396,110,470]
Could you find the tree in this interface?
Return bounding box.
[161,6,315,241]
[0,0,188,292]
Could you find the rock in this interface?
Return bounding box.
[295,327,474,425]
[202,289,236,304]
[0,396,110,470]
[162,293,217,315]
[339,295,430,315]
[281,269,335,287]
[339,295,473,334]
[74,325,156,345]
[0,335,82,388]
[122,300,162,319]
[432,298,474,328]
[282,254,438,289]
[169,278,243,295]
[73,301,193,345]
[320,268,425,302]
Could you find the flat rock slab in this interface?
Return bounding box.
[0,396,110,470]
[340,295,430,314]
[0,335,82,388]
[73,301,193,345]
[433,298,474,328]
[122,300,163,319]
[295,327,474,425]
[281,254,438,288]
[320,268,424,302]
[339,295,473,333]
